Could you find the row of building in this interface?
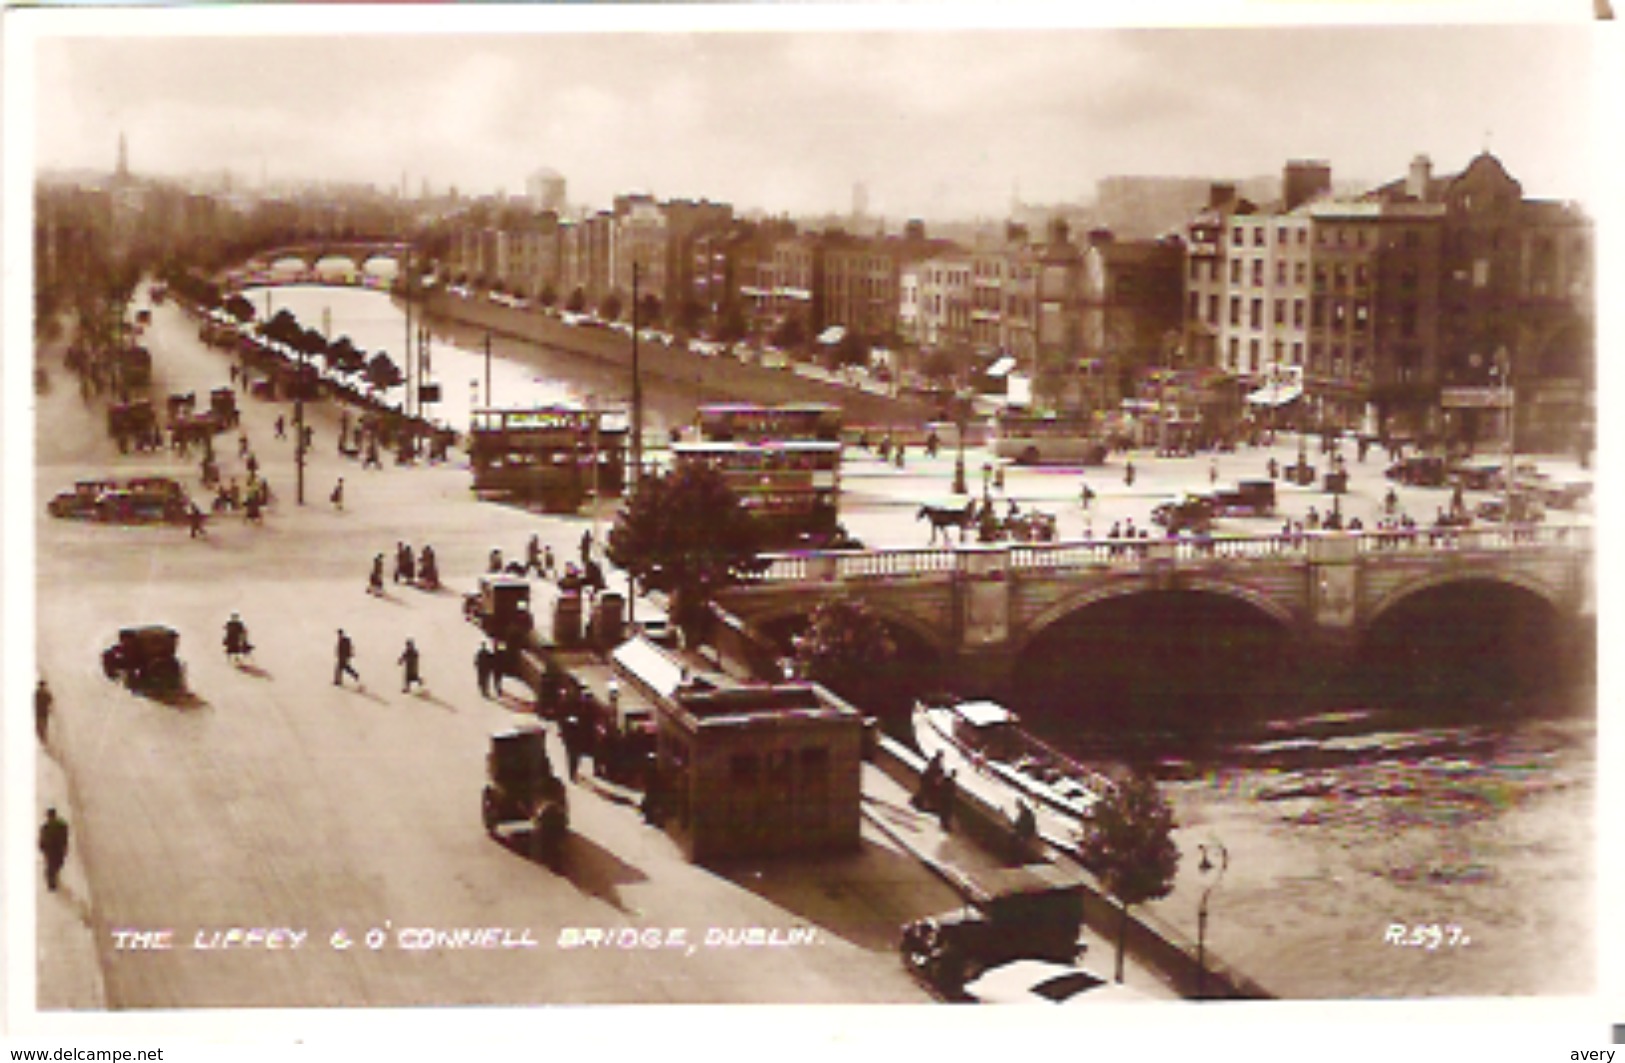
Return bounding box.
[441,152,1593,451]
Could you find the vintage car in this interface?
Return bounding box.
[47,479,117,520]
[900,870,1087,997]
[102,625,186,695]
[464,575,536,646]
[481,727,569,868]
[1209,480,1276,518]
[1386,455,1448,487]
[1151,494,1216,535]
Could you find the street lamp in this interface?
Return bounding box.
[1196,840,1229,1000]
[1493,346,1514,530]
[952,397,968,495]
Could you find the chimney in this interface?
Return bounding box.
[1088,227,1115,247]
[1283,160,1332,211]
[1209,182,1238,210]
[1407,154,1433,201]
[1005,221,1030,245]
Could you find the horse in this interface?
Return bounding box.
[917,501,975,546]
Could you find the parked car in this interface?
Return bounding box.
[1210,480,1276,518]
[961,959,1152,1005]
[481,727,569,869]
[900,869,1086,996]
[1151,494,1216,535]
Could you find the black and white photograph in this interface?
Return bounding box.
[4,1,1615,1054]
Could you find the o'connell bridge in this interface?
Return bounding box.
[719,525,1594,697]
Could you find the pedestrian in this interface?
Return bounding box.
[475,641,493,698]
[399,639,424,693]
[393,542,408,583]
[246,452,259,479]
[542,545,556,579]
[526,534,543,576]
[1209,457,1219,485]
[238,432,250,459]
[244,492,262,525]
[274,414,286,440]
[580,528,594,568]
[489,547,504,574]
[937,770,957,832]
[1124,460,1136,487]
[334,629,360,686]
[303,425,314,452]
[39,808,69,892]
[561,709,582,782]
[364,438,382,470]
[368,553,385,596]
[35,679,53,745]
[1080,480,1094,510]
[331,477,345,511]
[188,502,207,539]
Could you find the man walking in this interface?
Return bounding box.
[35,679,53,745]
[331,477,345,511]
[475,641,493,698]
[39,808,69,892]
[399,638,424,694]
[334,629,360,687]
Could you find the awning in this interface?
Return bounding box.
[1247,383,1303,407]
[986,355,1016,378]
[817,325,846,345]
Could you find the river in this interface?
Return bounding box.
[243,284,694,441]
[251,284,1596,1000]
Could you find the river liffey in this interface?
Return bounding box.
[1021,692,1596,999]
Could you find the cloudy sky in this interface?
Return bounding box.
[23,9,1603,220]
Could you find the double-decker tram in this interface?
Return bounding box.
[468,406,628,511]
[673,404,843,547]
[989,408,1109,466]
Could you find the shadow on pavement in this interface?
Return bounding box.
[154,689,210,711]
[234,662,273,680]
[709,837,952,954]
[557,832,648,914]
[410,690,457,713]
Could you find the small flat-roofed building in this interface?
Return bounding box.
[650,671,865,863]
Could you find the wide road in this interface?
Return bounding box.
[34,293,957,1007]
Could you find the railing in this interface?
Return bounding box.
[743,524,1588,586]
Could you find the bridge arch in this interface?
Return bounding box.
[1014,574,1298,659]
[1361,569,1565,635]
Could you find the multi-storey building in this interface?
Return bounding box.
[1079,229,1186,410]
[611,194,668,316]
[659,199,734,328]
[822,233,905,341]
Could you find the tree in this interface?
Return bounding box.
[538,285,558,310]
[771,313,805,351]
[791,598,897,711]
[600,291,624,323]
[223,293,256,323]
[566,287,587,314]
[606,464,767,641]
[1074,770,1180,984]
[832,329,870,370]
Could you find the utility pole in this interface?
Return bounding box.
[484,331,492,408]
[631,262,643,490]
[403,247,413,418]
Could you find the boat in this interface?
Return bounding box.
[912,694,1112,826]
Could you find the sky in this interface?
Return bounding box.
[21,9,1606,221]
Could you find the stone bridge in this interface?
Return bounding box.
[226,242,413,290]
[716,525,1593,693]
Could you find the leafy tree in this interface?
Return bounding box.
[600,291,624,323]
[366,352,404,390]
[606,463,767,641]
[224,294,256,323]
[922,349,958,383]
[637,292,662,327]
[791,597,897,710]
[538,285,558,310]
[1074,770,1181,984]
[566,287,587,314]
[832,329,870,370]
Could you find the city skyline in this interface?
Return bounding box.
[23,13,1602,221]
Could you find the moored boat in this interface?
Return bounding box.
[912,694,1112,827]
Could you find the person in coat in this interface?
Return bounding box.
[39,808,69,891]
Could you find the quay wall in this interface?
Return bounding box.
[417,290,943,429]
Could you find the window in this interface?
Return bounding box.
[1250,298,1262,329]
[1274,298,1286,325]
[1292,341,1304,365]
[1314,265,1328,291]
[1311,298,1325,328]
[1355,264,1369,287]
[1229,296,1241,326]
[1295,261,1307,285]
[1252,259,1264,287]
[1232,226,1243,245]
[1293,299,1305,328]
[1188,292,1200,320]
[1333,301,1347,329]
[1298,229,1309,246]
[1253,227,1266,247]
[1208,294,1219,324]
[1354,303,1369,328]
[1228,336,1240,369]
[1277,227,1288,246]
[1276,261,1287,285]
[1189,259,1203,281]
[1249,338,1261,372]
[1334,264,1348,289]
[1230,259,1242,284]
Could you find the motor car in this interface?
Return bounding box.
[1475,491,1545,523]
[102,625,186,694]
[1210,480,1276,518]
[48,480,117,519]
[481,727,569,868]
[961,960,1152,1005]
[1386,455,1448,487]
[900,870,1086,995]
[1151,494,1216,535]
[1449,458,1504,491]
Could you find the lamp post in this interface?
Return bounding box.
[1196,840,1229,1000]
[1494,346,1514,529]
[953,396,969,495]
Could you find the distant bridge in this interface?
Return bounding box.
[717,525,1593,693]
[224,241,414,291]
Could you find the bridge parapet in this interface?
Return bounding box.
[747,525,1589,586]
